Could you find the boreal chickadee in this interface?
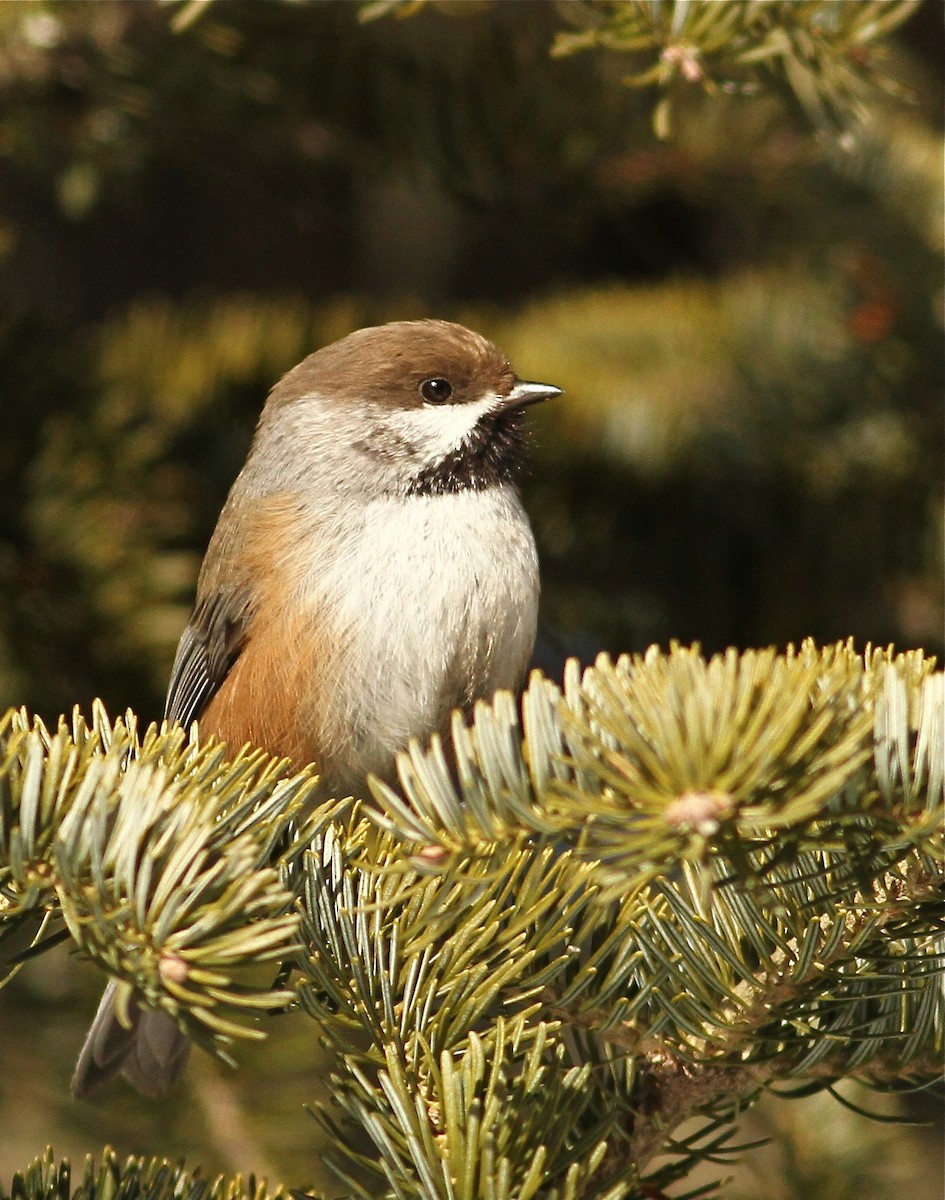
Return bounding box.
[71,318,560,1099]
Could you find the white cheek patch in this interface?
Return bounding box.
[395,393,500,465]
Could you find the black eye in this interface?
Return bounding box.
[420,377,453,404]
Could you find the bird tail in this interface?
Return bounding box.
[71,980,190,1099]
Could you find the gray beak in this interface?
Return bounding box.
[501,380,562,411]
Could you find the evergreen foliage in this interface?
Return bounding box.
[0,703,317,1061]
[1,642,942,1198]
[359,0,923,137]
[0,1147,282,1200]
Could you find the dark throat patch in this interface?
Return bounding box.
[405,411,527,496]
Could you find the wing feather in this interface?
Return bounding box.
[164,590,251,728]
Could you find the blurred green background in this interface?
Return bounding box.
[0,1,941,1196]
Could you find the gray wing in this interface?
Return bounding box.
[164,590,251,727]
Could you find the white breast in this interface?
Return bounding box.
[302,485,539,786]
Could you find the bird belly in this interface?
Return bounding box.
[302,485,539,792]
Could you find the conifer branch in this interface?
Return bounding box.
[355,0,923,137]
[0,704,320,1060]
[1,642,941,1197]
[0,1147,292,1200]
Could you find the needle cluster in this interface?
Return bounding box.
[1,642,939,1199]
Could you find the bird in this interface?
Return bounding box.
[71,317,560,1098]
